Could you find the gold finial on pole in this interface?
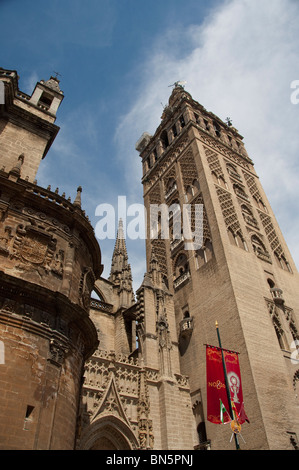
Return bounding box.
[215,320,219,328]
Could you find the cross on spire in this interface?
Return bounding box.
[53,71,62,79]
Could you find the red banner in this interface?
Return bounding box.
[223,350,242,416]
[206,346,230,424]
[206,345,248,424]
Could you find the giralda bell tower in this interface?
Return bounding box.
[135,83,299,450]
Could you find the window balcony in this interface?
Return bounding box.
[174,270,190,290]
[270,287,285,305]
[179,316,193,338]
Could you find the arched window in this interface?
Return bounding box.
[174,253,189,279]
[228,228,247,250]
[241,205,252,217]
[272,314,287,350]
[211,172,226,188]
[228,228,236,246]
[146,156,152,170]
[218,176,227,188]
[281,255,292,273]
[179,115,185,128]
[38,91,53,109]
[160,130,169,149]
[233,184,249,201]
[241,204,258,228]
[91,286,106,302]
[251,235,271,262]
[213,121,221,137]
[165,178,177,199]
[253,195,267,212]
[166,178,175,192]
[267,278,275,289]
[192,179,200,193]
[235,231,246,250]
[170,216,182,244]
[186,185,193,201]
[211,171,218,184]
[274,252,292,273]
[196,240,213,269]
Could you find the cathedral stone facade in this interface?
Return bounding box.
[0,68,298,450]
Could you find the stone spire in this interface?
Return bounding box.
[109,219,134,307]
[73,186,82,208]
[109,219,127,279]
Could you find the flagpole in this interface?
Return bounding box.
[215,321,240,450]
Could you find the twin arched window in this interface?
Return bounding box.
[185,179,200,201]
[174,253,189,279]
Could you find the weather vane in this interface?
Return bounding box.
[168,80,187,89]
[53,71,62,79]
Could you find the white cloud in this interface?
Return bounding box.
[115,0,299,287]
[22,71,39,95]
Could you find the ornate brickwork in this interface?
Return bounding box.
[148,182,162,206]
[163,165,177,196]
[178,148,198,191]
[258,212,285,258]
[191,193,211,244]
[205,146,225,181]
[142,135,189,190]
[151,239,168,278]
[216,186,243,236]
[199,131,251,170]
[243,171,265,206]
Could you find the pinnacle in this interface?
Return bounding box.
[109,219,130,277]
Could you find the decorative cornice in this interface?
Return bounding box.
[0,270,98,359]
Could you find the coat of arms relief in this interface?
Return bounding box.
[8,222,64,277]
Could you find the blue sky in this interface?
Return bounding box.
[1,0,299,291]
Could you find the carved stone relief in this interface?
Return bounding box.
[8,222,65,278]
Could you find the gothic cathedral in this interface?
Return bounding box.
[0,68,298,450]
